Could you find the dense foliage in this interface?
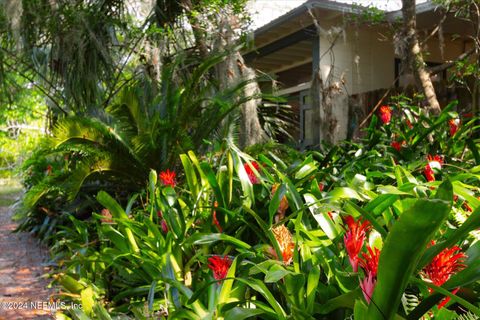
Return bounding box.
[27,97,480,319]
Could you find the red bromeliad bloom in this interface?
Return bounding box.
[424,164,436,182]
[379,106,392,124]
[208,255,232,281]
[359,246,381,303]
[427,155,443,170]
[159,169,176,187]
[425,155,443,182]
[391,141,402,152]
[212,201,222,233]
[244,161,261,184]
[448,119,460,136]
[406,119,413,129]
[343,216,371,272]
[160,220,169,233]
[423,241,466,308]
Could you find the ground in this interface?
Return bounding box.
[0,184,54,319]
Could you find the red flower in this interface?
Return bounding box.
[406,119,413,129]
[319,183,325,192]
[424,164,435,182]
[343,216,371,272]
[391,141,402,152]
[159,169,176,187]
[359,246,381,303]
[360,272,376,304]
[208,255,232,280]
[424,155,443,182]
[427,155,443,170]
[244,161,261,184]
[212,201,222,233]
[46,164,53,175]
[359,246,380,276]
[160,220,169,233]
[448,119,460,136]
[379,106,392,124]
[423,241,466,309]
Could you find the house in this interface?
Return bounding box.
[244,0,476,148]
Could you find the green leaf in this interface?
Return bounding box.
[184,233,251,250]
[264,264,291,283]
[419,205,480,269]
[218,256,239,308]
[224,307,265,320]
[236,278,287,319]
[304,193,340,239]
[269,184,287,225]
[97,191,139,253]
[80,287,95,316]
[329,187,363,201]
[366,181,452,320]
[200,162,225,208]
[180,153,199,199]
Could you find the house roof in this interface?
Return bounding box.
[245,0,473,74]
[250,0,441,49]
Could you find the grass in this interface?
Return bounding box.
[0,180,22,207]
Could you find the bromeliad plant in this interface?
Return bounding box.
[49,99,480,319]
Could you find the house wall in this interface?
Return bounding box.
[318,24,395,96]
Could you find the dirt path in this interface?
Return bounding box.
[0,190,54,320]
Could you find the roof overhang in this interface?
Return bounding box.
[245,0,474,73]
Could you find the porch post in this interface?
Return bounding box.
[311,33,322,146]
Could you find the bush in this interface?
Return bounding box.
[40,99,480,319]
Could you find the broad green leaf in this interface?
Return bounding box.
[269,184,287,225]
[366,181,452,320]
[419,205,480,269]
[264,264,291,283]
[97,191,139,253]
[200,162,225,208]
[218,256,239,308]
[180,153,199,199]
[184,233,251,250]
[224,307,265,320]
[304,193,340,239]
[329,187,363,201]
[80,287,94,316]
[236,278,287,319]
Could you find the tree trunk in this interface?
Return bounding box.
[213,14,268,148]
[402,0,442,115]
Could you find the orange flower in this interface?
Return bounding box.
[100,208,113,224]
[271,225,295,265]
[378,106,392,125]
[159,169,176,187]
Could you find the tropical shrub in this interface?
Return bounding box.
[44,99,480,319]
[15,52,294,238]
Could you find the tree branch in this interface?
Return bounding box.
[428,47,476,75]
